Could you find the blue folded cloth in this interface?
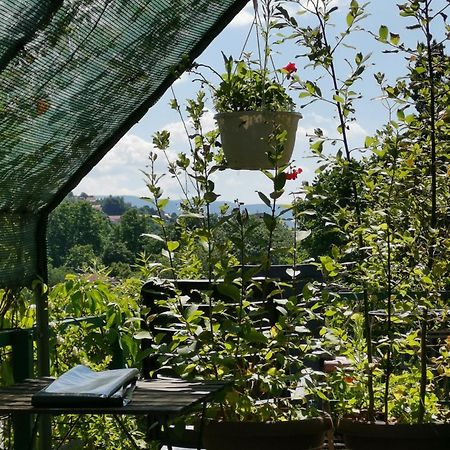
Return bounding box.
[32,365,139,407]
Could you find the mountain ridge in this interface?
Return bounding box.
[97,195,293,217]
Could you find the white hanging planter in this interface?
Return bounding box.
[214,111,302,170]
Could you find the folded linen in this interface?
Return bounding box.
[32,365,139,407]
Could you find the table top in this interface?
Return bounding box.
[0,377,228,417]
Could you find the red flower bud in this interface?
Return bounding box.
[283,62,297,74]
[285,167,303,181]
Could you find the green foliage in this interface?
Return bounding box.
[278,0,450,425]
[294,164,356,259]
[139,51,321,422]
[48,199,111,267]
[148,278,318,422]
[4,0,450,441]
[65,244,99,271]
[213,55,295,112]
[47,274,149,449]
[115,208,153,256]
[47,196,164,280]
[100,195,131,216]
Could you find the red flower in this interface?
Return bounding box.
[282,62,297,74]
[344,376,354,384]
[285,167,303,180]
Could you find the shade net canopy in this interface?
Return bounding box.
[0,0,248,288]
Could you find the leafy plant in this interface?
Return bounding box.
[280,0,450,426]
[212,54,296,113]
[140,77,323,424]
[195,0,297,114]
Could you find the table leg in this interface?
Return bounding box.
[113,415,142,450]
[12,412,34,450]
[197,402,207,450]
[54,416,82,450]
[38,414,52,450]
[161,421,172,450]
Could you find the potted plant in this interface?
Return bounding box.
[193,0,301,170]
[212,55,302,170]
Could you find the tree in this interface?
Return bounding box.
[115,208,150,257]
[65,244,98,271]
[47,199,111,266]
[100,196,130,216]
[102,240,133,265]
[219,213,295,265]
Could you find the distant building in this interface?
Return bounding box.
[108,215,121,223]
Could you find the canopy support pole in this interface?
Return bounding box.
[35,214,51,450]
[35,214,49,376]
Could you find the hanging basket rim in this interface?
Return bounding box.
[214,110,303,120]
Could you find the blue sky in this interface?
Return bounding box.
[73,0,446,204]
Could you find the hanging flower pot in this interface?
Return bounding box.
[215,110,302,170]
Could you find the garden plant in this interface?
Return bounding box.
[0,0,449,449]
[275,0,450,444]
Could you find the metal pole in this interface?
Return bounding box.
[35,215,50,377]
[11,329,34,450]
[35,215,51,450]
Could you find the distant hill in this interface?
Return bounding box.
[98,195,293,219]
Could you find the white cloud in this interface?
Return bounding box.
[73,134,148,196]
[173,72,190,85]
[347,121,366,139]
[73,109,220,199]
[229,5,255,28]
[73,110,361,204]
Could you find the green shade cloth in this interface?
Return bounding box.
[0,0,247,288]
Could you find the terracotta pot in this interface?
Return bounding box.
[203,417,332,450]
[338,418,450,450]
[214,111,302,170]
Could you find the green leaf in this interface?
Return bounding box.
[298,210,316,216]
[263,213,277,232]
[257,191,272,208]
[142,233,164,242]
[244,328,267,344]
[372,148,387,157]
[274,173,286,192]
[296,230,312,242]
[167,241,180,252]
[179,212,204,219]
[204,192,219,203]
[134,331,152,340]
[346,12,354,27]
[217,283,241,302]
[310,139,324,153]
[364,136,377,147]
[157,198,169,209]
[379,25,388,41]
[389,32,400,45]
[405,114,415,124]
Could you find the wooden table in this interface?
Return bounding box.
[0,377,228,450]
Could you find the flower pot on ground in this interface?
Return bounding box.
[338,418,450,450]
[215,110,302,170]
[203,417,332,450]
